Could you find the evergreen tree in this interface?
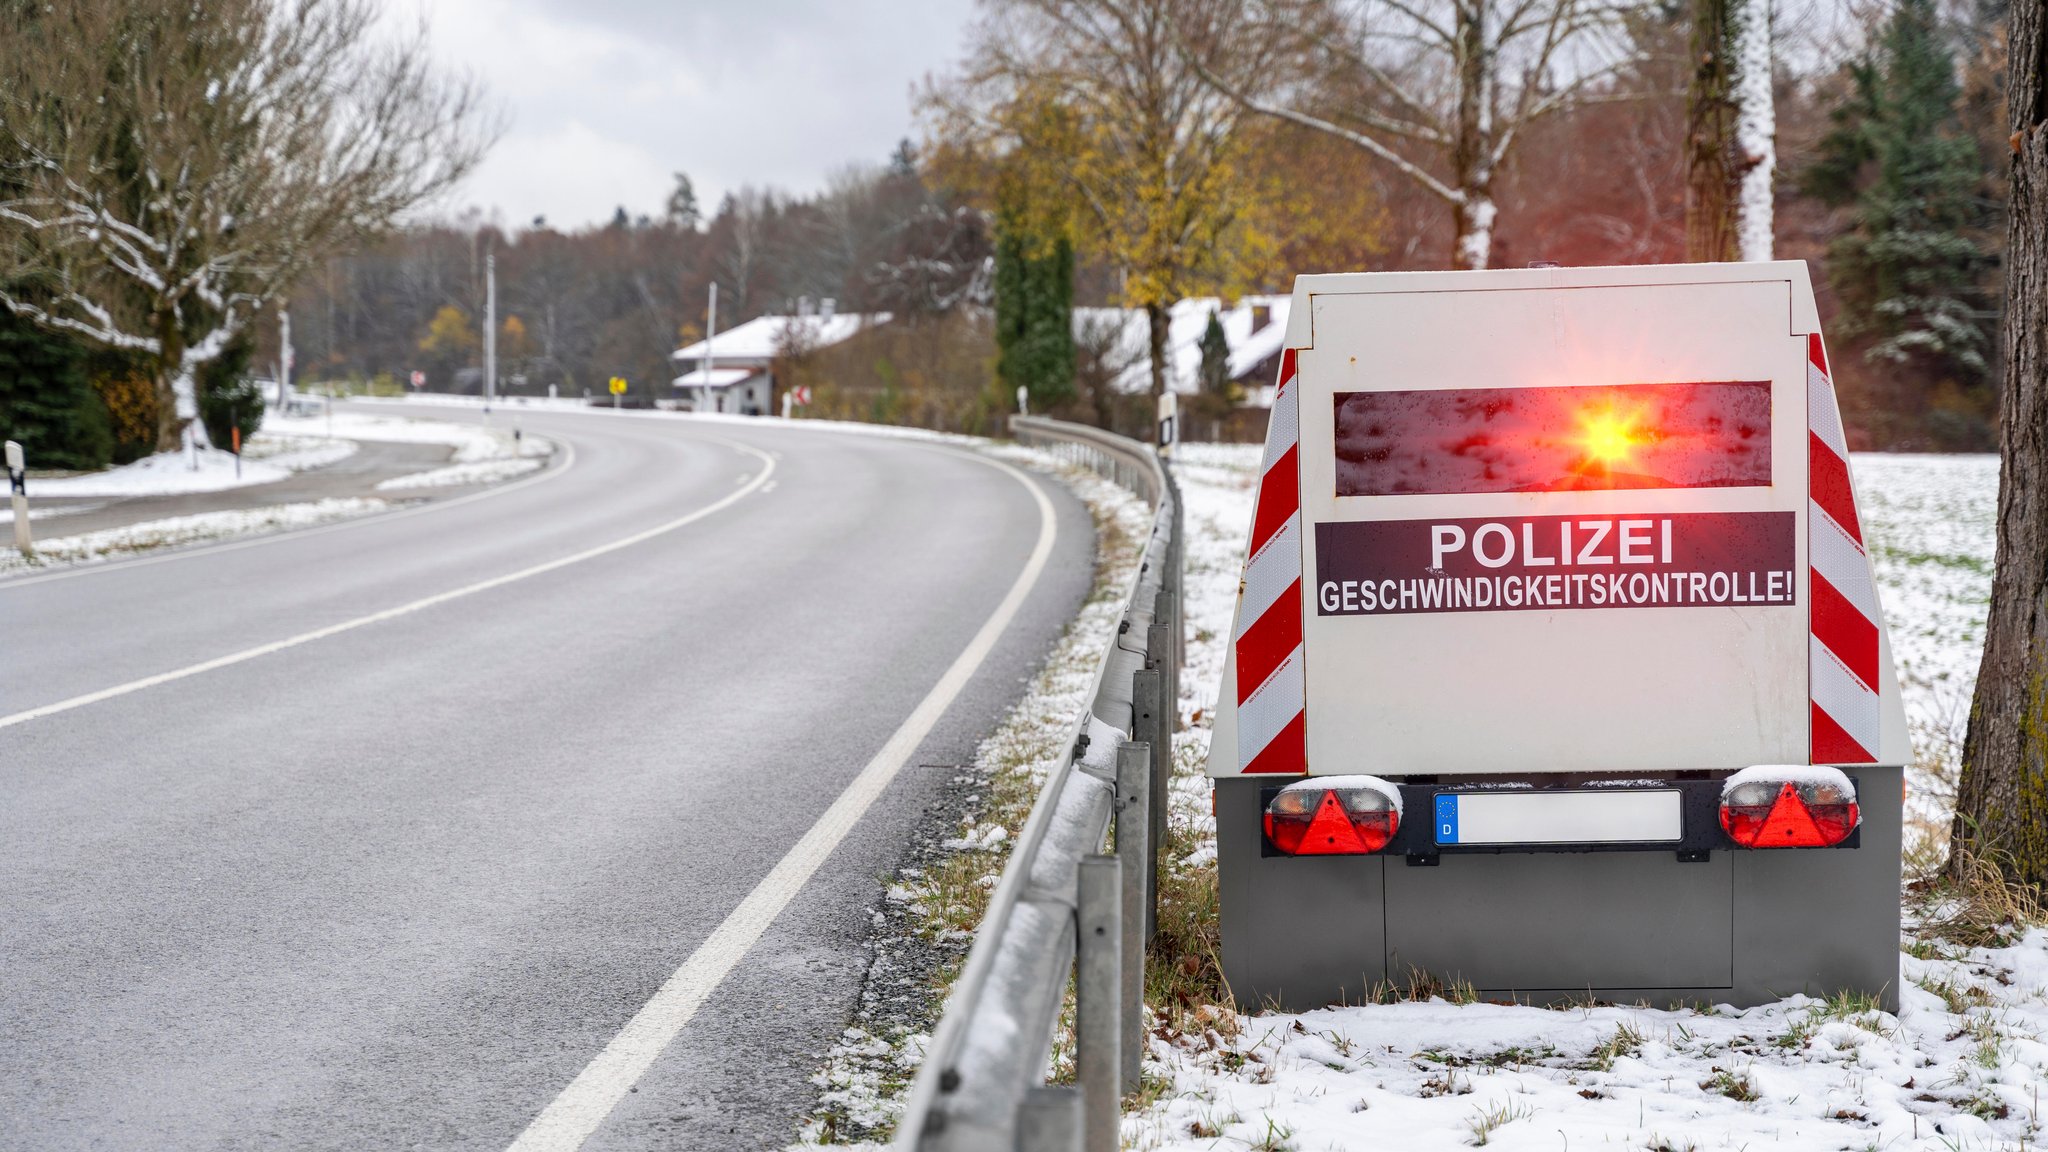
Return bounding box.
[198,333,263,449]
[992,193,1075,413]
[0,306,112,471]
[1198,309,1232,401]
[665,173,701,230]
[1808,0,1995,438]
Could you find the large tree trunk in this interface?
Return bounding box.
[153,309,188,454]
[1950,1,2048,883]
[1731,0,1775,262]
[1451,0,1494,270]
[1145,299,1170,401]
[1687,0,1740,262]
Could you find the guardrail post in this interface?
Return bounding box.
[1150,607,1177,736]
[1015,1086,1082,1151]
[1076,855,1121,1152]
[1131,669,1165,941]
[1114,741,1150,1094]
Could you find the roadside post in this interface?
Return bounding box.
[6,440,28,556]
[781,384,811,419]
[1156,392,1177,457]
[609,376,627,409]
[1017,384,1028,416]
[231,426,241,479]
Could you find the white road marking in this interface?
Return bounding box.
[0,440,771,731]
[0,438,579,590]
[501,453,1059,1152]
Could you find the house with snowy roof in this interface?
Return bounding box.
[670,300,890,415]
[1072,294,1291,405]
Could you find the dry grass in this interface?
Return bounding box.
[1915,845,2048,948]
[1145,743,1233,1032]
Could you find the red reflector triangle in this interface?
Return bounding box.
[1299,791,1370,854]
[1756,782,1828,847]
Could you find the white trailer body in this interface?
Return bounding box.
[1209,263,1907,1008]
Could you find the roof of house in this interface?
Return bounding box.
[1072,295,1291,398]
[671,312,891,365]
[671,367,760,389]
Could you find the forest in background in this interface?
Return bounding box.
[0,0,2015,465]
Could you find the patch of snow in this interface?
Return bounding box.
[1279,774,1404,818]
[0,498,386,576]
[1132,927,2048,1150]
[262,409,544,464]
[375,457,544,491]
[30,448,294,496]
[1722,763,1857,797]
[240,434,358,471]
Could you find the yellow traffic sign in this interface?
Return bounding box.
[608,376,627,395]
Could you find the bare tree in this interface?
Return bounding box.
[0,0,495,451]
[1686,0,1773,262]
[716,187,777,316]
[1188,0,1642,269]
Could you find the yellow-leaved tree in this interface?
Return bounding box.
[933,0,1280,399]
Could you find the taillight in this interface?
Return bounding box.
[1719,767,1859,848]
[1264,776,1401,855]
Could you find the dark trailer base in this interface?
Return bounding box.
[1214,768,1902,1012]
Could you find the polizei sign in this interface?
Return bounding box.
[1315,511,1798,616]
[1205,262,1915,1017]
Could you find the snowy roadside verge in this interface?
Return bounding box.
[785,443,1154,1149]
[27,439,356,497]
[0,499,388,578]
[3,411,558,576]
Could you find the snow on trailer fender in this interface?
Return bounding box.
[1207,262,1908,1010]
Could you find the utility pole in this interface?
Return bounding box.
[278,308,292,409]
[705,282,718,372]
[703,282,718,416]
[484,252,497,416]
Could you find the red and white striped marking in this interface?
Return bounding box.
[1806,333,1882,765]
[1235,350,1307,775]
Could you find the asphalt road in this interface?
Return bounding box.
[0,405,1093,1151]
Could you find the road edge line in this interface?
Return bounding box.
[500,452,1060,1152]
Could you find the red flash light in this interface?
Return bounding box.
[1333,381,1773,497]
[1265,777,1401,855]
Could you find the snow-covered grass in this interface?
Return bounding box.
[1856,454,2000,839]
[375,457,544,491]
[787,444,1154,1149]
[29,446,303,496]
[1128,445,2023,1152]
[0,499,387,576]
[263,409,553,466]
[25,406,551,501]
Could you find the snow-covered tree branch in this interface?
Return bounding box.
[0,0,499,452]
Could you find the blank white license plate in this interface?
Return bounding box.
[1432,790,1683,846]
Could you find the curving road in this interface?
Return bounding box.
[0,405,1092,1151]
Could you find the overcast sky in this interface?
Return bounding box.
[392,0,981,231]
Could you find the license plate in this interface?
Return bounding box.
[1433,790,1684,846]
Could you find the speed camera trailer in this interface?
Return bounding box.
[1207,261,1908,1010]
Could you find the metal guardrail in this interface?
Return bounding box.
[893,416,1182,1152]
